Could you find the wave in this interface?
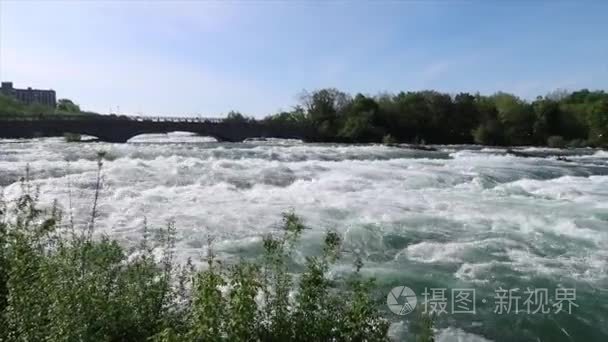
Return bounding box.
[2,139,607,285]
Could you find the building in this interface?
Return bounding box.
[0,82,57,107]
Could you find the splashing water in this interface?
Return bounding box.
[1,134,607,341]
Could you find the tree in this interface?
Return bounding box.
[421,91,454,143]
[337,94,384,141]
[264,106,306,125]
[300,88,351,139]
[234,87,608,147]
[451,93,480,143]
[473,120,504,146]
[224,110,253,123]
[587,99,608,146]
[339,112,377,141]
[392,91,430,142]
[57,99,81,113]
[545,88,570,101]
[472,95,505,145]
[532,97,561,143]
[491,92,535,145]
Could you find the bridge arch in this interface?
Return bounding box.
[0,117,316,143]
[127,131,221,143]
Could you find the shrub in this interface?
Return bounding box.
[0,171,178,341]
[472,120,505,146]
[0,162,395,341]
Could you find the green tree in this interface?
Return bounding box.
[492,92,535,145]
[264,106,307,125]
[57,98,81,113]
[0,94,27,117]
[587,99,608,146]
[532,96,561,143]
[301,88,351,138]
[224,110,253,123]
[339,94,384,141]
[421,91,454,143]
[472,94,505,145]
[451,93,480,143]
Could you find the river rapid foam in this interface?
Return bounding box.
[1,134,607,341]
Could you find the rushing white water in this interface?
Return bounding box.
[1,134,607,341]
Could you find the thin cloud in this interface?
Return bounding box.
[419,61,451,83]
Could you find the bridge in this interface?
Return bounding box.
[0,114,316,143]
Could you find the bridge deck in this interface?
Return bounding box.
[0,114,315,143]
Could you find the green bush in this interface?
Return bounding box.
[0,162,397,341]
[472,120,505,146]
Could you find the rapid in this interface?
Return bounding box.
[1,133,607,341]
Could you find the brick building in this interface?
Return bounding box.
[1,82,57,107]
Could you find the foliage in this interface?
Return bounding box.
[0,163,395,341]
[262,106,307,125]
[3,83,608,147]
[57,99,81,113]
[0,95,26,117]
[298,88,351,139]
[586,99,608,146]
[473,120,504,146]
[0,94,95,118]
[224,110,254,124]
[409,308,436,342]
[263,88,608,147]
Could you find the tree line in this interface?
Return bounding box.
[2,87,607,147]
[0,94,94,118]
[254,88,608,147]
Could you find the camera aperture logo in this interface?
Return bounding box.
[387,286,417,315]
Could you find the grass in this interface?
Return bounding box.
[0,156,435,341]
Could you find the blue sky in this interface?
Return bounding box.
[1,1,607,117]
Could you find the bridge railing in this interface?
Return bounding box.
[129,115,225,123]
[0,114,226,123]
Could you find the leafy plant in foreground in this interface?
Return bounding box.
[0,161,397,341]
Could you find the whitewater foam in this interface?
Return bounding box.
[2,140,606,267]
[1,138,608,340]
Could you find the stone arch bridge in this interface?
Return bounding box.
[0,115,316,143]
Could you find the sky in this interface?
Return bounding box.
[0,0,607,117]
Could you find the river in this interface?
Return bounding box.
[1,133,607,341]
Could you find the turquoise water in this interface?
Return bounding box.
[1,135,607,341]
